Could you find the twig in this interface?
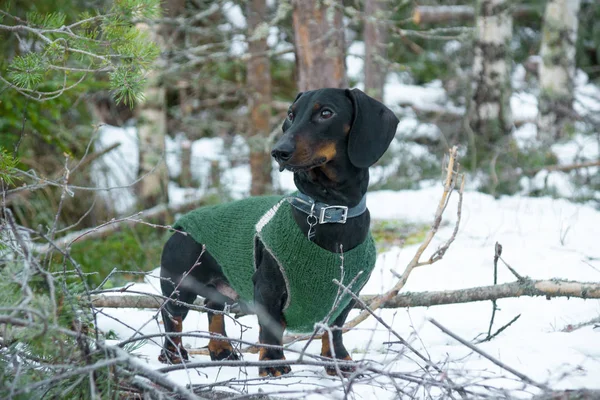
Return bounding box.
[480,243,501,342]
[482,314,522,343]
[73,142,121,171]
[343,146,462,331]
[31,196,209,253]
[429,318,548,390]
[332,279,466,399]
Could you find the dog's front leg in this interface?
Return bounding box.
[321,300,356,376]
[253,241,291,377]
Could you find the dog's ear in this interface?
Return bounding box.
[292,91,304,103]
[346,88,399,168]
[282,92,304,131]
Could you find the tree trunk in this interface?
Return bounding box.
[364,0,388,101]
[538,0,581,140]
[136,56,170,209]
[292,0,347,91]
[135,0,189,209]
[246,0,273,196]
[468,0,513,147]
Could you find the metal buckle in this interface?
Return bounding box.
[319,205,349,224]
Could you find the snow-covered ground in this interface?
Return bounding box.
[90,40,600,397]
[97,186,600,398]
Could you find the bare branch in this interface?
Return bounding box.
[91,278,600,310]
[343,146,463,331]
[429,318,548,390]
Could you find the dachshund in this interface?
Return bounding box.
[158,88,399,377]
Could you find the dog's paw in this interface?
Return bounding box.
[158,345,189,364]
[258,349,291,377]
[323,355,358,377]
[258,364,292,377]
[208,340,239,361]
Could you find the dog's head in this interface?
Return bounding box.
[271,88,399,173]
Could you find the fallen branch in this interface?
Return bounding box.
[91,278,600,310]
[405,103,534,128]
[526,159,600,175]
[412,5,538,25]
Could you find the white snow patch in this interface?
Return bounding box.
[443,39,462,55]
[90,124,139,214]
[552,133,600,165]
[266,26,279,47]
[223,2,246,29]
[526,170,577,198]
[511,63,527,90]
[98,188,600,398]
[384,75,447,109]
[513,122,538,149]
[575,70,600,120]
[347,41,365,81]
[229,34,247,56]
[510,91,538,121]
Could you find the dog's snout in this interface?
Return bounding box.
[271,143,294,162]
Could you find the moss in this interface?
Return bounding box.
[52,223,172,288]
[371,219,430,251]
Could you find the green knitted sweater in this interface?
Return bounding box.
[174,195,377,333]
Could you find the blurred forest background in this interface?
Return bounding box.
[1,0,600,396]
[1,0,599,283]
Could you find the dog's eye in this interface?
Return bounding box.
[320,109,333,119]
[287,112,294,122]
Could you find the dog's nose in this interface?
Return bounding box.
[271,145,294,162]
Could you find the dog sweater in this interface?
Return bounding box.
[174,195,377,333]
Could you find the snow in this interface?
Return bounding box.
[347,41,365,82]
[511,92,539,122]
[91,45,600,397]
[513,122,538,149]
[223,2,246,29]
[552,133,600,165]
[166,135,253,205]
[90,124,139,214]
[97,187,600,398]
[384,76,448,110]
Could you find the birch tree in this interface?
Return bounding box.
[468,0,513,150]
[364,0,388,101]
[246,0,273,195]
[538,0,582,140]
[135,0,190,208]
[292,0,347,91]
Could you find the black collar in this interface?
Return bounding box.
[287,192,367,224]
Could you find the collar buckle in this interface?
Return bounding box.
[319,205,349,224]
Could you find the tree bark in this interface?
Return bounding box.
[468,0,513,145]
[246,0,273,195]
[292,0,347,91]
[364,0,388,101]
[538,0,581,140]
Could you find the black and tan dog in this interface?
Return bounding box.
[158,88,399,377]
